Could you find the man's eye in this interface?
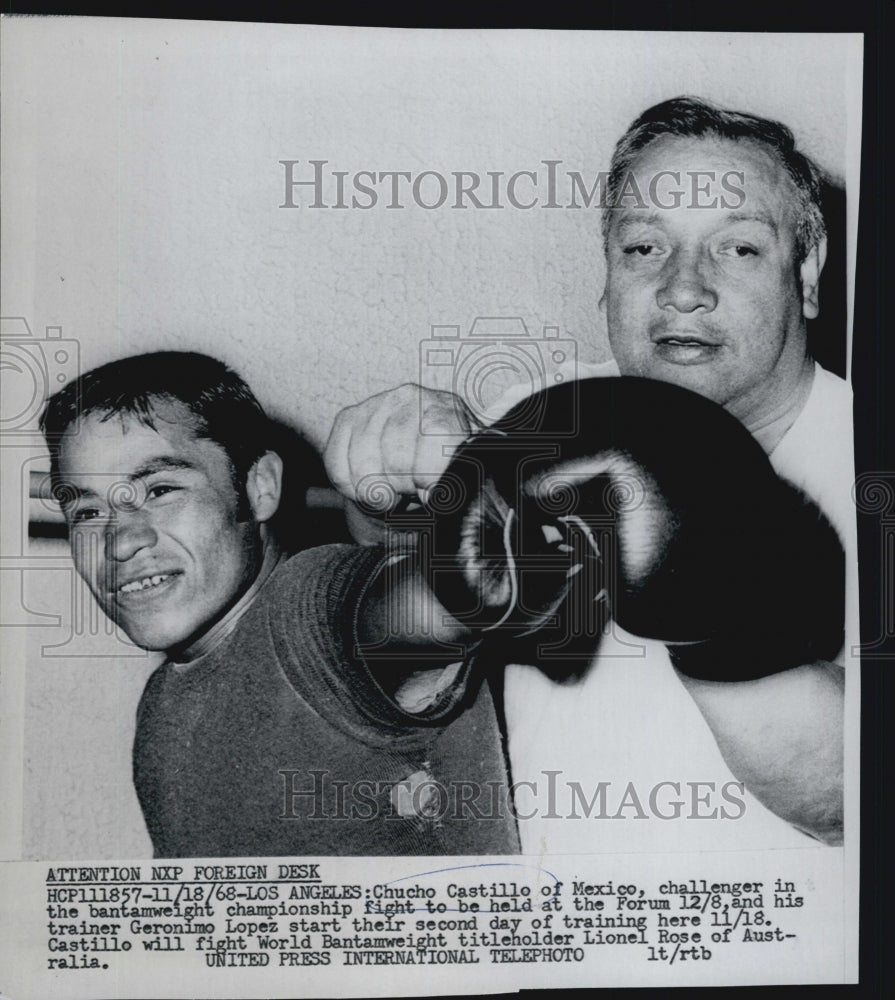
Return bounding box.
[69,507,105,525]
[623,244,660,257]
[721,244,758,258]
[147,484,179,500]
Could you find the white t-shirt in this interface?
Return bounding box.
[487,360,856,854]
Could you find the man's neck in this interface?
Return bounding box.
[169,536,283,665]
[737,356,816,455]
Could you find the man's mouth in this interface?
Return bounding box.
[114,571,181,597]
[652,332,721,364]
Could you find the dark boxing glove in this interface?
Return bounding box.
[424,376,844,681]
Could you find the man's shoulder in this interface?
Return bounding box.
[274,543,364,583]
[261,543,383,602]
[779,362,852,456]
[809,362,852,411]
[141,545,378,685]
[772,362,854,557]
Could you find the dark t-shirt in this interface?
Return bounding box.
[133,544,519,857]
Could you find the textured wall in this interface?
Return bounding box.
[1,21,859,858]
[4,23,854,446]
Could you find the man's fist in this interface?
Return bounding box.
[324,384,479,542]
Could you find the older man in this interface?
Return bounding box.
[324,97,855,850]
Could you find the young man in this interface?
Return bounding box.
[41,352,519,857]
[324,97,855,851]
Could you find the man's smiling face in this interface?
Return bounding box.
[601,135,822,425]
[56,400,264,652]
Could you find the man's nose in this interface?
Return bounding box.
[655,249,718,313]
[105,509,158,562]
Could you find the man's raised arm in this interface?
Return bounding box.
[328,376,845,843]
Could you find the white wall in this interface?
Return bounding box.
[1,20,859,858]
[4,22,854,444]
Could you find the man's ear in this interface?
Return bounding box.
[800,236,827,320]
[246,451,283,523]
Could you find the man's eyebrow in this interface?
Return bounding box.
[612,212,666,233]
[718,211,779,234]
[130,456,198,480]
[610,210,779,236]
[56,483,94,507]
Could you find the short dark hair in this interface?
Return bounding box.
[602,95,827,262]
[40,351,271,492]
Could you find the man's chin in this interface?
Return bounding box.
[116,614,193,653]
[120,628,178,652]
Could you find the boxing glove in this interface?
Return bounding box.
[424,376,844,680]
